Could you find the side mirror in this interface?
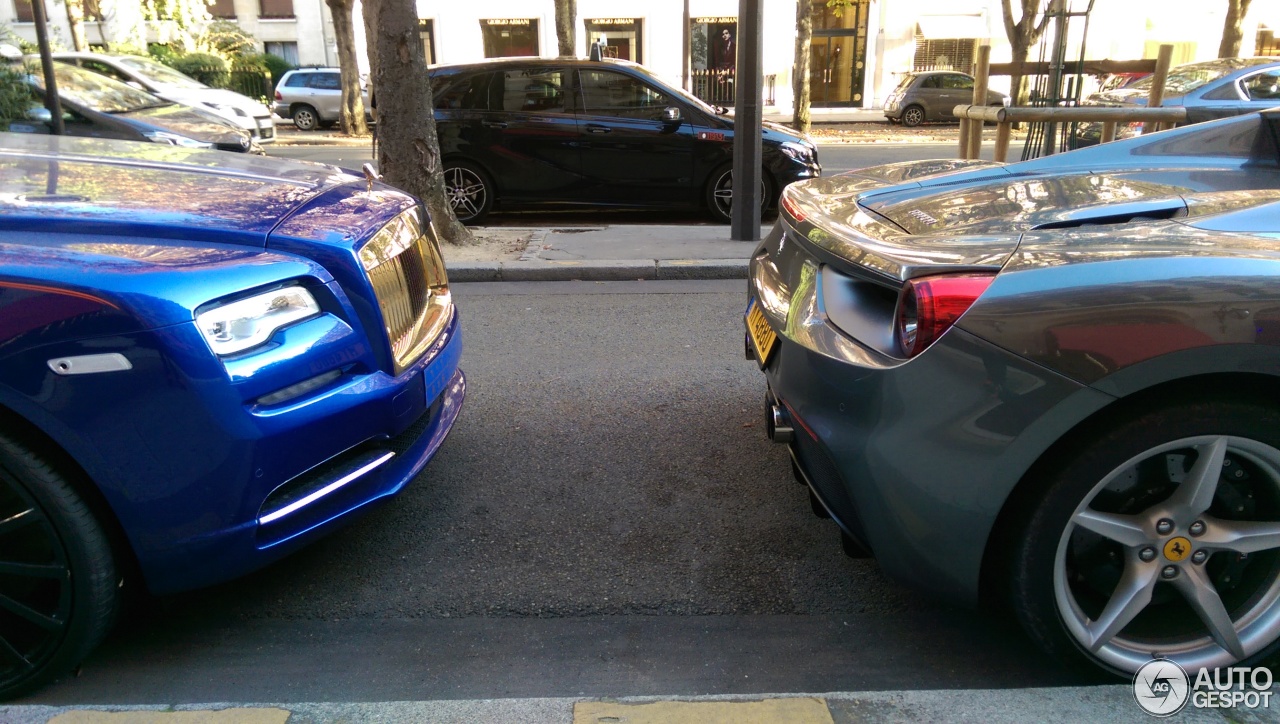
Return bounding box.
[25,106,52,123]
[663,106,681,122]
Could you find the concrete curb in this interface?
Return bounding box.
[447,259,747,283]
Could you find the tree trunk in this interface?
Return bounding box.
[792,0,812,133]
[65,0,86,51]
[1009,46,1029,106]
[369,0,472,245]
[554,0,576,57]
[326,0,369,136]
[361,0,379,114]
[1218,0,1253,58]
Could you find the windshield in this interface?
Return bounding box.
[35,61,169,113]
[115,55,207,89]
[1126,60,1271,96]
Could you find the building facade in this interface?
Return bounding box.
[4,0,1276,113]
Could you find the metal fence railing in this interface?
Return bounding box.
[690,70,776,106]
[227,70,272,103]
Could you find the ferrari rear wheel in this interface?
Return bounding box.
[0,433,117,700]
[1010,398,1280,676]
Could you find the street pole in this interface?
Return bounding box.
[731,0,763,242]
[1042,0,1067,157]
[682,0,691,92]
[31,0,64,135]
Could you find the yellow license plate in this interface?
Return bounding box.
[746,299,778,367]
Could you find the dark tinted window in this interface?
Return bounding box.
[309,73,341,90]
[435,72,498,110]
[496,69,568,113]
[283,72,310,87]
[941,74,974,90]
[579,70,668,119]
[919,76,941,89]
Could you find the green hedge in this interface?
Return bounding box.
[167,52,230,88]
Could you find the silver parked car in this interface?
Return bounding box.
[883,71,1008,127]
[272,67,370,131]
[52,52,276,143]
[747,109,1280,677]
[1075,57,1280,145]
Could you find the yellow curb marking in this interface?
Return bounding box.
[49,708,291,724]
[574,698,834,724]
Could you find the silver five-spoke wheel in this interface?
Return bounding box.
[443,163,492,224]
[1055,434,1280,673]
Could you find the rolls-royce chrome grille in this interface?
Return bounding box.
[359,207,451,375]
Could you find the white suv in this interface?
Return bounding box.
[273,68,370,131]
[53,52,276,143]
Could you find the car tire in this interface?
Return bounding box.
[443,161,494,225]
[705,166,772,225]
[901,105,926,127]
[0,433,117,700]
[291,105,320,132]
[1008,396,1280,677]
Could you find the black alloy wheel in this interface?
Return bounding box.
[0,434,117,700]
[705,167,772,224]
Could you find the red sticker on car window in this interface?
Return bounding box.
[698,131,726,142]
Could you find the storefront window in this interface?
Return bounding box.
[481,19,539,58]
[809,0,869,106]
[690,17,737,72]
[585,18,643,63]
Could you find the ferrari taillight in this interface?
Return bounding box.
[780,190,806,223]
[895,273,995,358]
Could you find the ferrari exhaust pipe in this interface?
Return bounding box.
[767,403,794,443]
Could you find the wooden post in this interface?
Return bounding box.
[1101,121,1117,143]
[994,121,1012,162]
[958,118,971,159]
[1143,44,1174,135]
[966,45,992,161]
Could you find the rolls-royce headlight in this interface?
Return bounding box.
[196,286,320,356]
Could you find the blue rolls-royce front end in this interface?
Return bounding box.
[0,134,465,595]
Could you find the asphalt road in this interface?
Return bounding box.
[21,281,1101,705]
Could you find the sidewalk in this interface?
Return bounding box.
[6,684,1247,723]
[446,224,754,282]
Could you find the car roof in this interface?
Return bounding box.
[1174,57,1279,73]
[427,57,641,75]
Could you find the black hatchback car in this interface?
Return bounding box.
[428,57,821,223]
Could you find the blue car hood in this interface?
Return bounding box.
[0,133,356,247]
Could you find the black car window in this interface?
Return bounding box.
[435,72,498,110]
[941,75,974,91]
[579,70,669,120]
[919,76,941,89]
[1244,71,1280,101]
[496,69,568,113]
[309,73,341,90]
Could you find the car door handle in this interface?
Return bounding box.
[586,124,612,134]
[482,121,508,129]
